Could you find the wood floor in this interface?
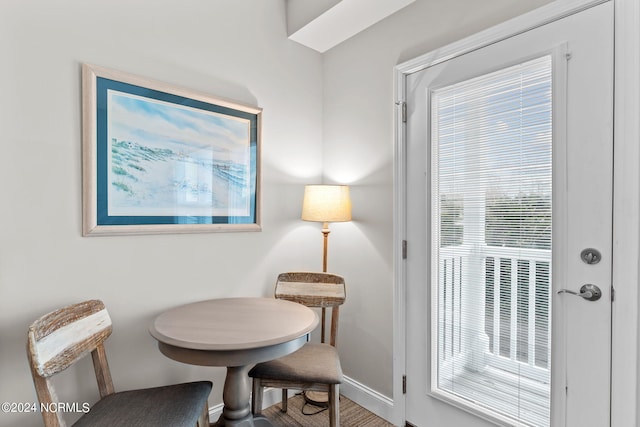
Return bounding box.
[263,394,395,427]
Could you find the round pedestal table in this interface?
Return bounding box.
[150,297,318,427]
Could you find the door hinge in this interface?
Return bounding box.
[611,285,615,302]
[402,240,408,259]
[402,375,407,394]
[396,101,407,123]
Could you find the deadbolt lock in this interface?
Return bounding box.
[580,248,602,265]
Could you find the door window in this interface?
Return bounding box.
[431,55,552,426]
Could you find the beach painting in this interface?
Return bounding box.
[82,64,261,235]
[107,91,251,217]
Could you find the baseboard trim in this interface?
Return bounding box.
[209,402,224,422]
[341,375,397,424]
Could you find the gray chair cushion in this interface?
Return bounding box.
[73,381,212,427]
[249,343,343,384]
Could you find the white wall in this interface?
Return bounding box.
[322,0,553,400]
[0,1,323,426]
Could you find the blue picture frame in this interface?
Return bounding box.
[82,64,261,235]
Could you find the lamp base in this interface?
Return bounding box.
[303,391,329,408]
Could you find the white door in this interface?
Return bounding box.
[404,3,613,426]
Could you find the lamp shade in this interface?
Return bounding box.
[301,185,352,223]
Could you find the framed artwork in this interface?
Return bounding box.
[82,64,261,236]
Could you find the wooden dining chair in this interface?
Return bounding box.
[27,299,212,427]
[249,272,346,427]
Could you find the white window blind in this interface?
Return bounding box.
[431,55,552,426]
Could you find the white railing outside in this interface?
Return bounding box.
[438,244,552,384]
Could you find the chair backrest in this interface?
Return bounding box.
[27,299,115,427]
[274,272,346,347]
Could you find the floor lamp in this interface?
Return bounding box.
[301,184,351,407]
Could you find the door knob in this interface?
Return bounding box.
[557,284,602,301]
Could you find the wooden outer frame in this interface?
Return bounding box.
[81,63,262,236]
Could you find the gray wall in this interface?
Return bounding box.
[0,1,323,426]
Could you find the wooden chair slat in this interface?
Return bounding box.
[277,271,344,284]
[30,299,106,340]
[28,306,112,377]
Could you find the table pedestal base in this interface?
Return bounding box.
[212,365,273,427]
[214,416,272,427]
[251,416,273,427]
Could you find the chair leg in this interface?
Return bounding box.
[329,384,339,427]
[281,388,288,412]
[252,379,264,416]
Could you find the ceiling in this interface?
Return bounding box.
[286,0,416,53]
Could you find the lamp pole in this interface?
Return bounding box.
[322,222,330,273]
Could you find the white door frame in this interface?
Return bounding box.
[392,0,640,425]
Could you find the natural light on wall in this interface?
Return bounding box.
[430,55,552,426]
